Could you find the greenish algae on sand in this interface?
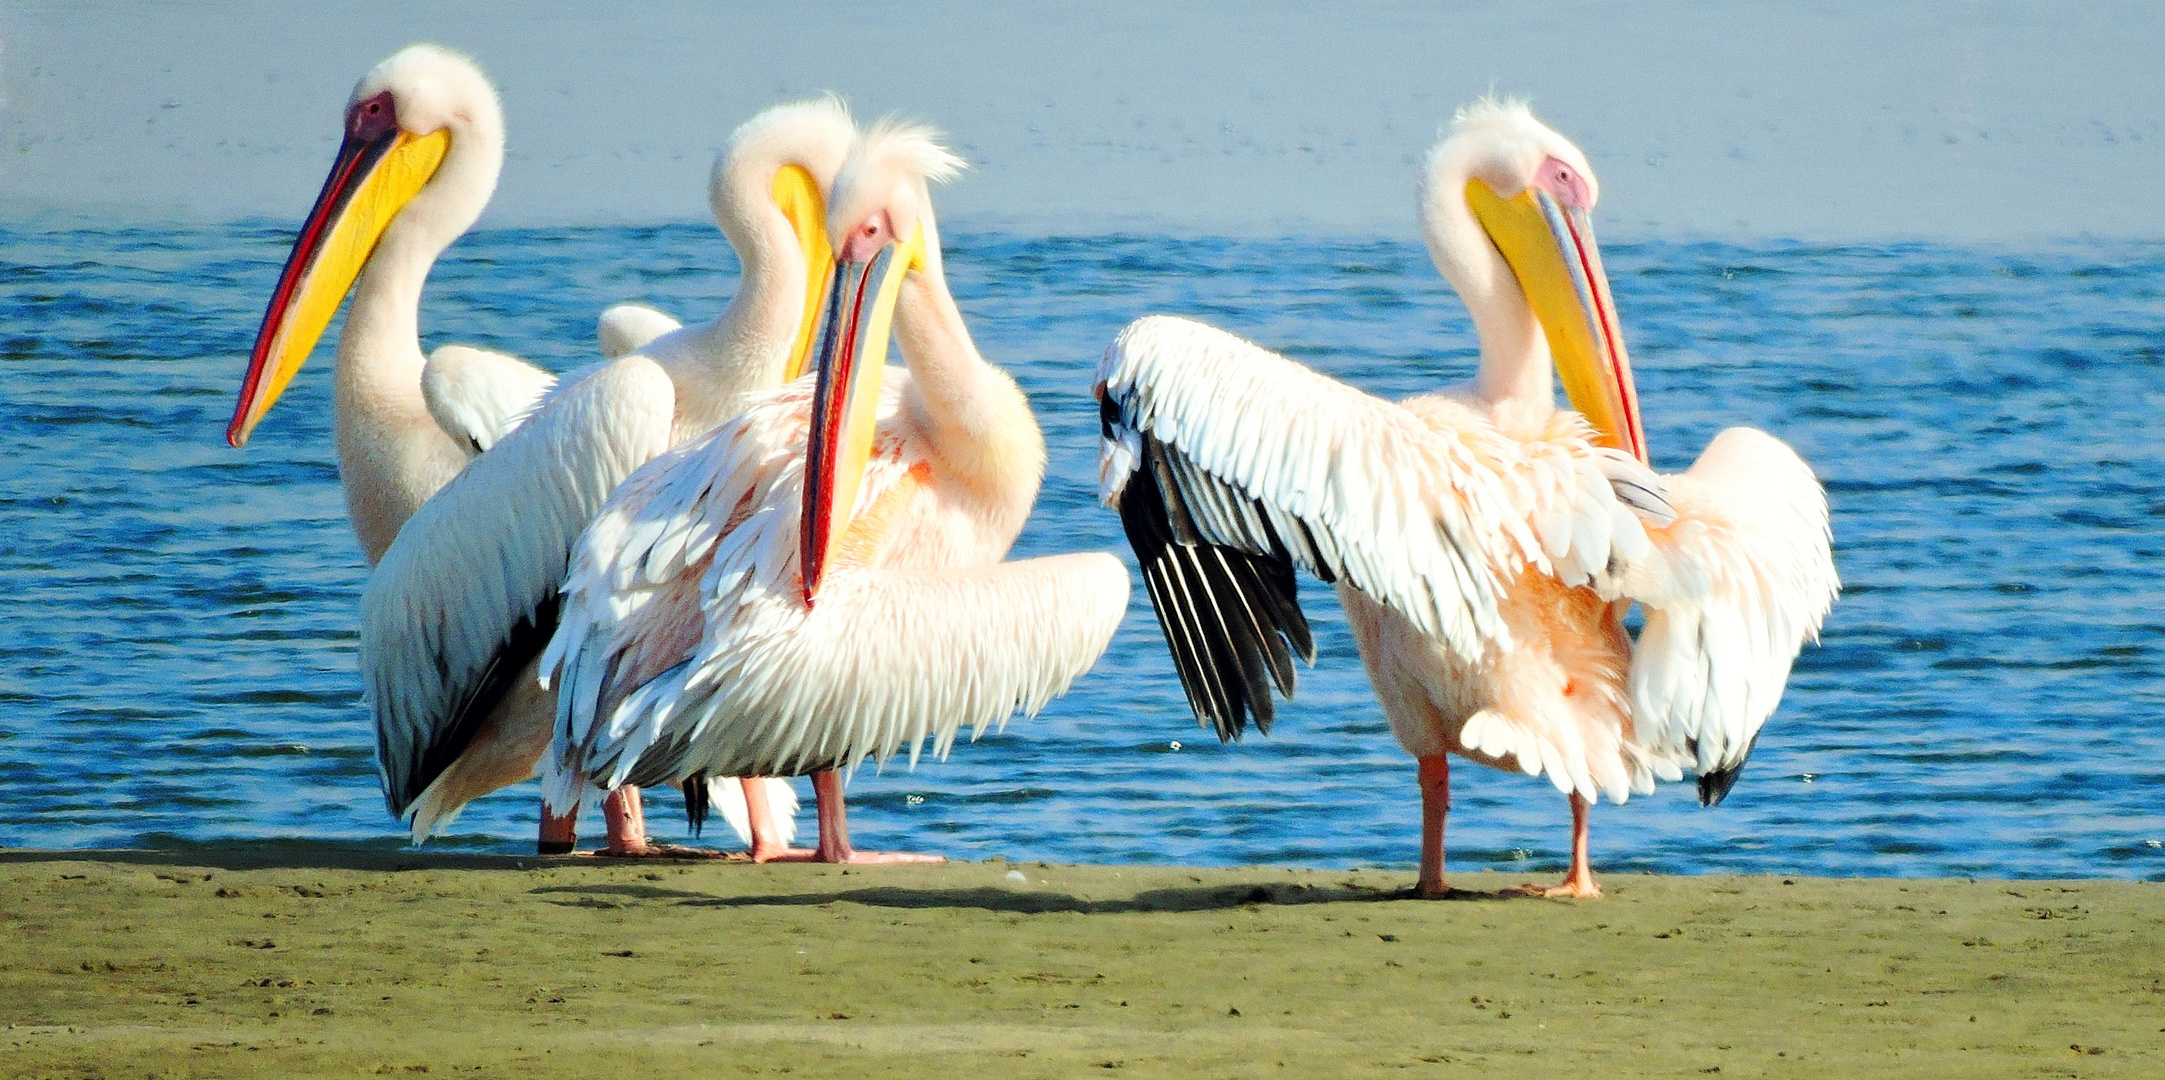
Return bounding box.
[2,849,2160,1078]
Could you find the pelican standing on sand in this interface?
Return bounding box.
[228,44,840,853]
[1097,100,1837,898]
[544,120,1130,863]
[359,96,861,856]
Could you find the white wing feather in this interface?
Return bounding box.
[1098,316,1669,662]
[420,345,559,455]
[546,381,1129,807]
[1624,427,1838,782]
[364,357,676,819]
[706,776,800,848]
[598,303,684,360]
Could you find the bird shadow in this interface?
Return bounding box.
[525,878,1531,914]
[0,846,544,874]
[1,848,1539,912]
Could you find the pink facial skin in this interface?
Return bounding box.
[1530,154,1593,210]
[839,210,895,264]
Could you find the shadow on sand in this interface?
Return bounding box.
[0,847,1539,912]
[0,845,561,874]
[523,879,1530,914]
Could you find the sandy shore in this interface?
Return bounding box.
[3,849,2158,1077]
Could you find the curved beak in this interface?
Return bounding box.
[799,224,924,605]
[770,163,836,383]
[226,114,449,447]
[1466,179,1648,463]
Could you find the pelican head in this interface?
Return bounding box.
[799,120,966,604]
[709,96,859,384]
[227,44,504,448]
[1419,99,1645,462]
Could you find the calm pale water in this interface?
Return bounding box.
[3,219,2163,881]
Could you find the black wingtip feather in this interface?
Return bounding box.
[389,593,564,817]
[1111,432,1312,745]
[1697,735,1760,807]
[682,772,710,835]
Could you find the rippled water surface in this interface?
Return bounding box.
[4,219,2163,880]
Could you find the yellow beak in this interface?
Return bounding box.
[1466,179,1648,463]
[227,118,449,447]
[799,224,925,605]
[771,163,836,383]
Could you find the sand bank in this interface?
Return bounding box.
[3,849,2158,1077]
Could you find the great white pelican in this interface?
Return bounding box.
[229,45,846,855]
[1096,100,1837,898]
[544,120,1130,863]
[357,96,858,856]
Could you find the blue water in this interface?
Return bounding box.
[4,218,2163,881]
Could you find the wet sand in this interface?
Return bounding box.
[3,849,2158,1077]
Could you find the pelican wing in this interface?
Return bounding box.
[1624,427,1838,805]
[598,303,684,360]
[546,381,1129,802]
[364,356,675,822]
[420,344,559,455]
[1096,315,1667,740]
[631,553,1130,784]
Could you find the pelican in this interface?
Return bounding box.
[230,45,847,854]
[543,120,1130,863]
[358,95,859,856]
[227,44,551,551]
[1096,99,1837,898]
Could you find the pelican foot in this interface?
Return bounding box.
[763,848,947,865]
[1511,874,1602,899]
[831,850,946,865]
[748,844,816,864]
[1414,880,1453,900]
[589,841,729,860]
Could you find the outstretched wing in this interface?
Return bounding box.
[1096,315,1667,741]
[363,357,675,824]
[1623,427,1838,805]
[420,345,559,455]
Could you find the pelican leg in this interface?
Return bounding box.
[1416,755,1451,898]
[741,777,813,862]
[1524,794,1602,899]
[595,785,725,859]
[758,770,945,864]
[537,801,577,855]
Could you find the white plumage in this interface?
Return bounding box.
[353,97,860,853]
[597,303,685,361]
[546,376,1129,805]
[543,119,1130,864]
[366,358,675,834]
[1098,99,1836,898]
[419,345,560,455]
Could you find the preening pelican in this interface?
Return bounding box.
[544,120,1130,863]
[1097,99,1837,898]
[236,73,849,853]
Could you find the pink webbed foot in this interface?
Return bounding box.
[791,770,947,865]
[1512,793,1602,899]
[589,785,725,859]
[1509,870,1603,899]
